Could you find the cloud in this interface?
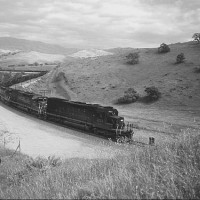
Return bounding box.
[0,0,199,48]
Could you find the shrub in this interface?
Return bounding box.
[126,52,139,65]
[192,33,200,43]
[33,62,39,66]
[176,53,185,64]
[194,66,200,73]
[144,86,161,101]
[117,88,139,104]
[28,156,62,170]
[158,43,170,53]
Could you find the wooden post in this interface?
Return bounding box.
[18,139,21,153]
[149,137,155,145]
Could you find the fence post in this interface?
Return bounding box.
[149,137,155,145]
[3,137,5,148]
[18,139,21,153]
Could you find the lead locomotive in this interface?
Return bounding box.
[0,86,133,141]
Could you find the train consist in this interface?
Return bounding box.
[0,86,133,141]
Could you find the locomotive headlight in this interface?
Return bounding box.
[120,119,124,121]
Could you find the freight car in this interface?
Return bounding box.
[0,86,133,141]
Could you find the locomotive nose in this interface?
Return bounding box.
[119,118,125,128]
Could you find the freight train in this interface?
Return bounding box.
[0,86,133,141]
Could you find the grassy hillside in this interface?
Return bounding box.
[2,40,199,109]
[0,133,199,199]
[0,51,65,66]
[7,41,200,136]
[57,41,200,108]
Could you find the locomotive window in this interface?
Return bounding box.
[108,111,115,116]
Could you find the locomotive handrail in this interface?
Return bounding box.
[0,85,134,141]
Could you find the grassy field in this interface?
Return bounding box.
[0,132,199,199]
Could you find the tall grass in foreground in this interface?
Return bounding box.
[0,133,200,199]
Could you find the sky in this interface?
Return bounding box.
[0,0,199,49]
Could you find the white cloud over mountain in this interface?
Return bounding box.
[0,0,199,48]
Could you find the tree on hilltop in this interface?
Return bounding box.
[192,33,200,43]
[158,43,170,53]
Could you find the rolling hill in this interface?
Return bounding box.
[0,50,65,65]
[69,49,113,58]
[0,37,78,55]
[57,41,200,109]
[2,38,200,111]
[3,39,200,140]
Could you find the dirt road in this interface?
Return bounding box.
[0,102,119,159]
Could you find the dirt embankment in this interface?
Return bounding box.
[48,67,78,100]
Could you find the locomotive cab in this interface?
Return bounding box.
[107,115,125,129]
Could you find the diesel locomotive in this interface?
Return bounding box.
[0,86,133,141]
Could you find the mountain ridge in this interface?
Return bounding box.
[0,37,79,55]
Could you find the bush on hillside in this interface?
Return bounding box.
[158,43,170,53]
[126,52,139,65]
[144,86,161,101]
[117,88,139,104]
[176,53,185,64]
[194,66,200,73]
[192,33,200,43]
[33,62,39,66]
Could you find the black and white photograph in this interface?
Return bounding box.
[0,0,200,199]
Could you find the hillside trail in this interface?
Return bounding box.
[47,67,77,100]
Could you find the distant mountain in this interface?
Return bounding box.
[0,37,79,55]
[69,49,113,58]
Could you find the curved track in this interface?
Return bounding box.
[0,102,120,159]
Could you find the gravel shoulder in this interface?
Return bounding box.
[0,102,119,159]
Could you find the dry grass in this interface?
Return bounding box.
[0,132,200,199]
